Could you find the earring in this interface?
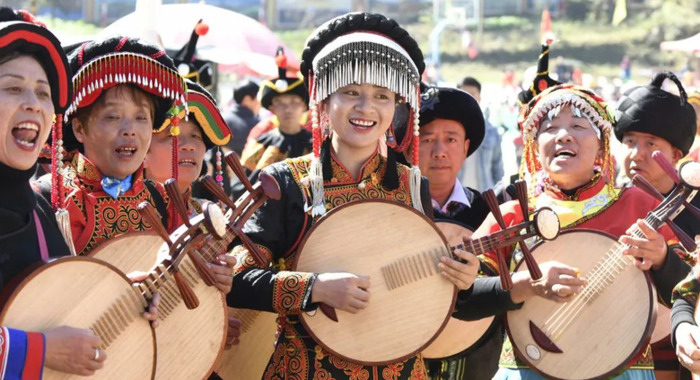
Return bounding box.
[385,127,396,146]
[321,113,330,139]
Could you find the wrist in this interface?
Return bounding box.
[310,274,324,304]
[509,271,534,304]
[676,321,692,340]
[651,245,668,271]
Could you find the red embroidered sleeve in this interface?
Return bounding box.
[271,271,316,314]
[232,245,315,314]
[232,244,273,275]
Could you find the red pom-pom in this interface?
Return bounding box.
[275,54,287,69]
[195,21,209,36]
[170,116,180,126]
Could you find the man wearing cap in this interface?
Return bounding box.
[615,72,700,243]
[237,48,311,195]
[419,85,490,232]
[418,85,498,380]
[615,71,699,380]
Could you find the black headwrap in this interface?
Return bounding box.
[614,72,696,155]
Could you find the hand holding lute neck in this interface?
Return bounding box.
[619,219,668,271]
[207,254,237,294]
[439,248,479,290]
[127,271,162,328]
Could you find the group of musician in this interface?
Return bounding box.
[1,5,700,380]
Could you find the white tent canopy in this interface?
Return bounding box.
[660,32,700,57]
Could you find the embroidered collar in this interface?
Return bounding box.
[72,153,145,192]
[327,148,383,185]
[543,172,604,201]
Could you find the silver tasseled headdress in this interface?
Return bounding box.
[305,30,424,217]
[310,32,421,109]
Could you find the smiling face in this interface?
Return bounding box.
[418,118,469,190]
[145,119,207,190]
[535,106,602,190]
[0,55,54,170]
[325,83,396,157]
[72,85,155,179]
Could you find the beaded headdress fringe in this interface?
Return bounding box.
[311,39,420,109]
[65,52,188,117]
[520,92,612,141]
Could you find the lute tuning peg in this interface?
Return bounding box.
[164,179,191,228]
[632,175,697,251]
[651,151,700,219]
[482,189,513,290]
[224,151,255,193]
[514,180,543,280]
[138,201,200,309]
[138,201,172,246]
[200,175,236,209]
[652,151,681,184]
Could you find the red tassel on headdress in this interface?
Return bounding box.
[309,77,321,159]
[410,112,419,167]
[409,86,424,214]
[307,74,326,216]
[50,115,61,211]
[171,134,179,181]
[169,114,181,181]
[50,114,76,255]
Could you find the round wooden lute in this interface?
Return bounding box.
[90,230,227,380]
[0,256,156,380]
[422,220,496,359]
[296,200,457,365]
[214,307,278,379]
[506,230,656,380]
